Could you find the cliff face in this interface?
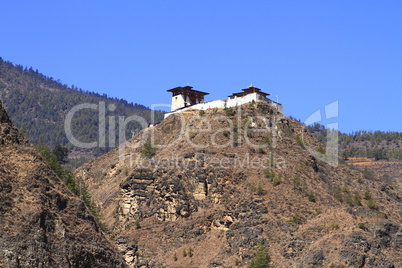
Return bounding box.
[76,101,402,267]
[0,100,126,267]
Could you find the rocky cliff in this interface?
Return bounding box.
[76,101,402,267]
[0,100,127,267]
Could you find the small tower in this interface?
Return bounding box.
[228,85,270,99]
[167,86,209,111]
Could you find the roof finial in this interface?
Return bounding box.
[187,82,190,86]
[249,83,254,88]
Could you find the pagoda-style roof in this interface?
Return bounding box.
[167,86,209,96]
[228,85,270,98]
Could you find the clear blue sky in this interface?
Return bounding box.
[1,1,401,133]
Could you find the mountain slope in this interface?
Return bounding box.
[0,100,127,267]
[76,101,402,267]
[0,57,164,158]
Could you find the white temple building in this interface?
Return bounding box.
[164,85,283,118]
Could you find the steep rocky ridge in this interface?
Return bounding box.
[0,100,126,267]
[76,102,402,267]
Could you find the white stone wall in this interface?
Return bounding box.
[165,93,283,118]
[227,92,260,107]
[171,94,186,111]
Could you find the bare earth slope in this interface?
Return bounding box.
[0,100,127,267]
[76,102,402,267]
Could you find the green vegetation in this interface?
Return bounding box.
[20,123,28,138]
[53,144,69,163]
[225,106,235,116]
[249,243,271,268]
[344,192,353,205]
[308,191,316,202]
[134,220,141,229]
[364,189,372,200]
[367,198,378,210]
[36,142,105,230]
[173,253,178,261]
[265,170,282,186]
[325,221,339,232]
[288,213,304,224]
[332,186,362,206]
[182,249,187,257]
[265,169,282,186]
[0,57,164,158]
[110,233,116,240]
[357,223,366,230]
[317,146,325,154]
[141,141,157,158]
[270,176,282,186]
[231,123,240,147]
[199,110,205,116]
[188,247,193,257]
[264,169,274,179]
[296,136,304,146]
[353,191,362,206]
[263,135,271,146]
[249,182,265,195]
[235,259,240,266]
[360,188,379,209]
[256,103,269,115]
[333,186,344,202]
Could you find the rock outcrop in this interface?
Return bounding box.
[0,100,126,267]
[76,101,402,267]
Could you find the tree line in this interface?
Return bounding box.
[306,122,402,160]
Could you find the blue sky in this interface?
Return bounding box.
[0,1,401,133]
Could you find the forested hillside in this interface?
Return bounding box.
[307,123,402,160]
[0,57,164,158]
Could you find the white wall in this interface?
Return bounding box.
[171,94,186,111]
